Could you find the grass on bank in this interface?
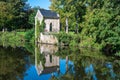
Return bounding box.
[0,29,34,46]
[0,31,25,47]
[0,30,119,57]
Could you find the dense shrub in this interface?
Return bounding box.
[55,32,80,46]
[115,52,120,57]
[35,20,45,40]
[0,32,25,47]
[25,28,35,43]
[80,36,105,50]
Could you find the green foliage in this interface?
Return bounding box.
[0,0,31,30]
[24,42,35,54]
[25,28,35,43]
[55,32,80,46]
[50,0,86,32]
[28,7,39,27]
[35,20,45,40]
[40,20,45,32]
[0,31,35,54]
[115,51,120,57]
[50,0,120,54]
[80,36,105,50]
[79,0,120,53]
[0,1,14,30]
[0,32,25,47]
[36,20,41,39]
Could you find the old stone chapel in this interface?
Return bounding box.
[35,9,60,32]
[35,9,60,44]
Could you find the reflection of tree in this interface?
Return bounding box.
[50,68,75,80]
[59,74,74,80]
[50,47,120,80]
[111,60,120,79]
[38,52,45,67]
[55,46,80,58]
[0,46,30,80]
[24,42,35,54]
[73,50,120,80]
[35,44,45,75]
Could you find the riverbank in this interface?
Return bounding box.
[0,28,35,44]
[0,31,119,57]
[55,32,102,50]
[0,31,35,54]
[55,32,120,57]
[0,31,25,47]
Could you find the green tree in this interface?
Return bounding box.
[80,0,120,53]
[50,0,86,32]
[0,0,31,30]
[28,7,40,28]
[50,0,120,54]
[0,1,14,30]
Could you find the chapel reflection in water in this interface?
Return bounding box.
[35,44,60,75]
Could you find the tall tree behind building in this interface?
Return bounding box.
[0,0,31,31]
[50,0,86,32]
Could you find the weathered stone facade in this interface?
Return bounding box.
[44,19,60,32]
[35,9,60,44]
[38,33,58,45]
[35,9,60,32]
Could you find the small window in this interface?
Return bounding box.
[50,23,52,32]
[50,55,52,63]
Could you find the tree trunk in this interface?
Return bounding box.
[66,17,68,33]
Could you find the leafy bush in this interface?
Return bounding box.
[80,36,104,50]
[55,32,80,46]
[35,20,45,40]
[0,32,25,47]
[115,51,120,57]
[25,28,35,43]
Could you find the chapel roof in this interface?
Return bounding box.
[39,9,59,19]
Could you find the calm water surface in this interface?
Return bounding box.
[0,44,120,80]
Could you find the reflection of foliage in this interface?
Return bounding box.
[59,74,74,80]
[38,53,46,67]
[38,45,120,80]
[55,46,71,58]
[79,48,106,59]
[0,46,30,80]
[36,46,45,67]
[112,59,120,79]
[73,51,120,80]
[50,73,74,80]
[24,42,35,54]
[55,46,80,59]
[56,47,120,80]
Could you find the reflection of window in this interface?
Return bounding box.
[50,55,52,63]
[50,23,52,32]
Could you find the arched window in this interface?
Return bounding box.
[50,23,52,32]
[50,55,52,63]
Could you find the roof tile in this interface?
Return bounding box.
[40,9,59,19]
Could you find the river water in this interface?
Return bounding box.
[0,44,120,80]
